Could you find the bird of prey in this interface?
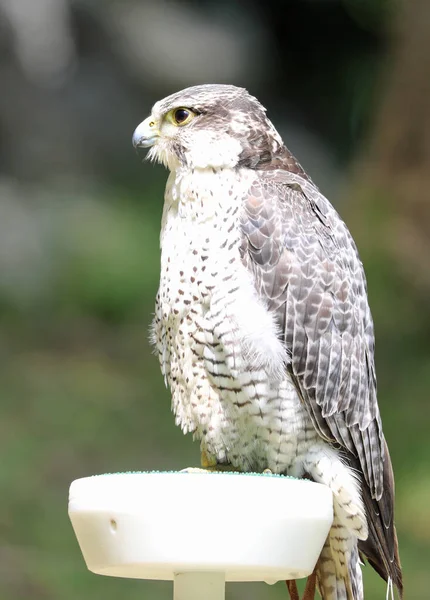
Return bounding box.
[132,84,402,600]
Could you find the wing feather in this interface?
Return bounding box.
[240,170,402,594]
[240,171,383,493]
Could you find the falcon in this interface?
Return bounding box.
[132,84,402,600]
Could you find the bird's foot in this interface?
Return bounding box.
[180,467,213,474]
[180,450,240,474]
[179,465,239,473]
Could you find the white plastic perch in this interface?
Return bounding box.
[68,471,333,599]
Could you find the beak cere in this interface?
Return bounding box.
[132,116,159,148]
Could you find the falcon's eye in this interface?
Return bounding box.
[172,108,194,126]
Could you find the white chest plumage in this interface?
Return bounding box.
[153,166,314,473]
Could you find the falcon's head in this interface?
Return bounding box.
[132,84,284,171]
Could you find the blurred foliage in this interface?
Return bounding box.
[0,0,429,599]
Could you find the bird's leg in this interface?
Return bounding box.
[286,580,300,600]
[302,569,317,600]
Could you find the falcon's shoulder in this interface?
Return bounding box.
[239,169,383,499]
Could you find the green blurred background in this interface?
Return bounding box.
[1,0,429,598]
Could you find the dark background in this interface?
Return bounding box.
[1,0,429,598]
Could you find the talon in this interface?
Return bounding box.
[180,467,212,474]
[201,449,218,468]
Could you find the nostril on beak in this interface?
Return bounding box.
[132,117,158,148]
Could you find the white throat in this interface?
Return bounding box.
[182,131,243,169]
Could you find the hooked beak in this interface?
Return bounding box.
[132,116,159,148]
